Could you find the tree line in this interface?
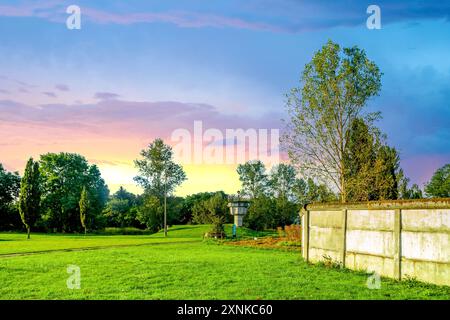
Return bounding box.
[1,40,449,236]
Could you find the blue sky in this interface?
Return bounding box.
[0,0,449,193]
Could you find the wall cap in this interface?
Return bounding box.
[304,198,450,211]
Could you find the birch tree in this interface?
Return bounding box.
[282,40,382,202]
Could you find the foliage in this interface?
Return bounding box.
[178,192,219,223]
[277,224,301,241]
[19,158,41,239]
[79,186,89,234]
[425,164,450,198]
[293,177,337,206]
[136,195,163,232]
[134,138,186,198]
[283,40,382,202]
[192,192,229,231]
[245,194,276,231]
[134,138,187,235]
[103,187,141,228]
[238,161,335,230]
[0,163,21,230]
[236,160,268,198]
[268,164,297,200]
[344,118,403,201]
[39,153,109,232]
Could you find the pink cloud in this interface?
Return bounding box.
[0,98,284,172]
[81,8,283,32]
[0,1,282,32]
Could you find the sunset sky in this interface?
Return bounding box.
[0,0,449,196]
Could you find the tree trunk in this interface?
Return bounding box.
[164,174,168,237]
[164,192,167,237]
[27,226,30,240]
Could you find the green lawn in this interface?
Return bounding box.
[0,225,448,300]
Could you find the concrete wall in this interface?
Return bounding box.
[301,199,450,286]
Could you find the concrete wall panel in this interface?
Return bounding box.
[309,247,341,263]
[402,209,450,232]
[345,252,394,277]
[347,210,394,231]
[402,259,450,286]
[309,226,343,252]
[346,229,395,257]
[310,211,343,228]
[402,231,449,263]
[303,199,450,286]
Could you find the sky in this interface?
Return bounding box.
[0,0,449,196]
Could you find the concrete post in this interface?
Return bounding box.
[302,209,310,262]
[393,209,402,280]
[341,209,348,267]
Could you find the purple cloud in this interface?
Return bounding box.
[0,98,282,139]
[42,91,57,98]
[94,92,121,100]
[55,84,70,91]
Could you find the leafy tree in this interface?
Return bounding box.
[245,195,276,231]
[137,195,163,232]
[104,187,139,228]
[192,192,229,225]
[425,164,450,198]
[166,196,185,226]
[39,153,109,232]
[293,178,337,206]
[372,145,399,200]
[236,160,268,198]
[0,163,21,230]
[179,192,225,224]
[273,196,299,227]
[344,118,401,201]
[19,158,41,239]
[79,186,89,234]
[134,138,187,236]
[268,164,297,200]
[283,40,382,202]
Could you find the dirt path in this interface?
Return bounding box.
[0,240,200,259]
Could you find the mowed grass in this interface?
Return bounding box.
[0,225,210,255]
[0,225,449,300]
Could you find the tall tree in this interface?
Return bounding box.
[0,163,21,230]
[19,158,41,239]
[425,164,450,198]
[134,138,187,236]
[344,117,401,201]
[293,178,337,206]
[268,163,297,200]
[39,153,109,232]
[283,40,382,202]
[79,186,89,234]
[104,187,139,228]
[236,160,268,198]
[136,195,163,232]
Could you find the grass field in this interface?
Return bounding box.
[0,225,449,300]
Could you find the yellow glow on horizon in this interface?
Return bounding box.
[98,163,242,197]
